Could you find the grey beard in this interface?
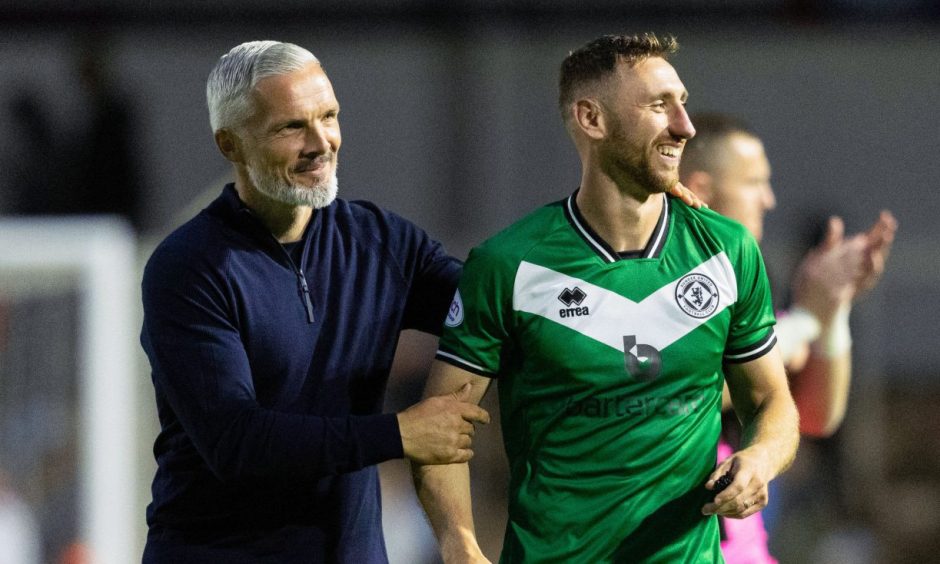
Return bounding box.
[247,162,339,209]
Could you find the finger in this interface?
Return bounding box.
[738,492,769,518]
[685,186,705,209]
[706,468,732,491]
[873,213,897,250]
[821,216,844,250]
[452,382,472,401]
[669,181,687,200]
[866,211,897,250]
[711,493,754,518]
[452,448,474,464]
[733,498,758,519]
[670,182,702,208]
[874,210,898,236]
[705,459,735,489]
[461,405,491,425]
[459,419,475,436]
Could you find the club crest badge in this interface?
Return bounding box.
[675,273,719,319]
[445,289,464,327]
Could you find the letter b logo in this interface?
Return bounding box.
[623,335,662,382]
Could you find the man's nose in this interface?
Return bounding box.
[304,123,331,155]
[764,183,777,210]
[671,104,695,140]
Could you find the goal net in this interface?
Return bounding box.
[0,216,138,564]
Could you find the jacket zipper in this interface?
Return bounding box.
[297,271,315,323]
[241,208,315,324]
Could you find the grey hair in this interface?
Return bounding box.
[206,40,319,132]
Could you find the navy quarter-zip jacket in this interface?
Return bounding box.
[140,184,461,563]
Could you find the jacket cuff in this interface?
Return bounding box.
[355,413,404,466]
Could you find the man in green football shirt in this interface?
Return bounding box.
[411,33,800,563]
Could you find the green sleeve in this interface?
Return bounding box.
[436,244,515,376]
[724,231,777,363]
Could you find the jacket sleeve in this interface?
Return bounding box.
[140,245,403,484]
[396,222,463,336]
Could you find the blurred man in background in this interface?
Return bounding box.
[679,113,897,563]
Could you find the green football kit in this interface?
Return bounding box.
[436,191,777,563]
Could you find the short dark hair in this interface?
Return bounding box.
[680,113,759,177]
[558,33,679,120]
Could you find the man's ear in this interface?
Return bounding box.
[682,170,715,204]
[573,98,606,140]
[215,129,244,164]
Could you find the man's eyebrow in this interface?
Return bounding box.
[653,90,689,103]
[270,117,305,128]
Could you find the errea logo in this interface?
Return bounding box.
[557,286,590,318]
[675,273,719,318]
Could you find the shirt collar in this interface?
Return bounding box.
[563,189,670,263]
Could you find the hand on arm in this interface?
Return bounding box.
[410,360,493,564]
[397,381,491,465]
[703,347,799,519]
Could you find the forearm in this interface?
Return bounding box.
[790,351,851,437]
[725,352,800,480]
[737,388,800,479]
[409,360,492,562]
[148,333,403,482]
[787,303,853,437]
[206,408,402,481]
[412,461,484,562]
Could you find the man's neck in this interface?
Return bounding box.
[575,173,664,254]
[235,181,313,243]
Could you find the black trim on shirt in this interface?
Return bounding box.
[434,350,495,378]
[723,331,778,364]
[563,189,670,263]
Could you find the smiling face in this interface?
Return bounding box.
[598,57,695,195]
[235,62,342,208]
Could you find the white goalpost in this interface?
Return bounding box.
[0,216,138,564]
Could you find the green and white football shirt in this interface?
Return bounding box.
[437,192,777,564]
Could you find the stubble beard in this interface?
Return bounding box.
[606,120,678,195]
[246,158,339,209]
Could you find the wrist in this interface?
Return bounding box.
[775,307,822,362]
[811,303,852,358]
[441,532,484,563]
[734,445,776,482]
